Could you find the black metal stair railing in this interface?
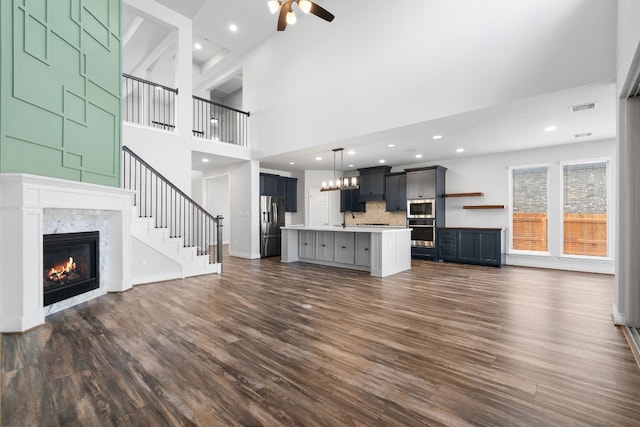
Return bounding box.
[192,95,250,146]
[122,146,223,267]
[122,73,178,131]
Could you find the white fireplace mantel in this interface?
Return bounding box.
[0,173,134,332]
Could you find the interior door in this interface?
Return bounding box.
[308,189,329,227]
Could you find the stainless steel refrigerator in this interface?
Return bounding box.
[260,195,285,257]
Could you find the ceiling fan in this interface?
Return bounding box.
[267,0,335,31]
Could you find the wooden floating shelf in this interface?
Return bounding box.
[443,192,484,198]
[463,205,505,210]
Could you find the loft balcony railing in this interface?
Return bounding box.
[122,146,223,266]
[121,74,250,147]
[192,96,250,147]
[122,73,178,131]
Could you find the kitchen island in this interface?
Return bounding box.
[281,225,411,277]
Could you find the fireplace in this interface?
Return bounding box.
[43,231,99,306]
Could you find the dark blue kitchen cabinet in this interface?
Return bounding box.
[358,166,391,202]
[340,188,366,212]
[385,172,407,212]
[285,177,297,212]
[437,227,505,267]
[260,173,297,212]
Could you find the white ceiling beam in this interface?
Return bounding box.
[131,30,176,78]
[193,50,244,94]
[122,16,144,48]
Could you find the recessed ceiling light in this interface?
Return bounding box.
[544,125,558,132]
[379,159,386,164]
[315,156,322,161]
[432,135,443,140]
[289,162,295,165]
[387,144,395,148]
[202,158,209,163]
[348,164,354,167]
[194,43,202,50]
[456,148,464,153]
[229,24,238,32]
[348,150,355,155]
[415,154,423,158]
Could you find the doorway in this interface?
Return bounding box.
[308,189,329,227]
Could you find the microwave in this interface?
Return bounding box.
[407,199,435,218]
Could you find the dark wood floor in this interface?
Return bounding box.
[3,256,640,426]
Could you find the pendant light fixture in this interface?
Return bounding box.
[320,148,359,192]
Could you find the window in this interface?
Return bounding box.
[511,166,548,252]
[562,160,609,257]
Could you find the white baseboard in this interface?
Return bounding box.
[612,303,627,325]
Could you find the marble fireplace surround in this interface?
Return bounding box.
[0,174,134,332]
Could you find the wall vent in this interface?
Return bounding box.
[574,132,592,138]
[569,102,598,112]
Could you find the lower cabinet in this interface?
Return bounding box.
[315,231,334,262]
[298,231,315,259]
[437,228,505,267]
[355,233,371,267]
[297,230,370,267]
[334,232,355,265]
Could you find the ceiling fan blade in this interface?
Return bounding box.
[308,1,335,22]
[277,1,290,31]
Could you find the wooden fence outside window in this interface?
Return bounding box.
[512,213,607,256]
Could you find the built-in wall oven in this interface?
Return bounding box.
[407,199,435,218]
[407,218,435,247]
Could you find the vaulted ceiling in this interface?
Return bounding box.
[122,1,617,173]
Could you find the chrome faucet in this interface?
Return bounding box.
[342,210,355,228]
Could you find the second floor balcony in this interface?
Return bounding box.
[122,73,250,148]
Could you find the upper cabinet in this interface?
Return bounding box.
[385,173,407,212]
[405,166,447,199]
[260,173,297,212]
[285,177,297,212]
[341,188,366,213]
[358,166,392,202]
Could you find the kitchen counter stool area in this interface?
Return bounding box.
[281,226,411,277]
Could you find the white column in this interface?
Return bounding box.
[616,96,640,327]
[0,204,45,332]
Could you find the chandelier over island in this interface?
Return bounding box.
[320,148,359,192]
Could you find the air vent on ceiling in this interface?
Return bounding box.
[574,132,592,138]
[569,102,598,112]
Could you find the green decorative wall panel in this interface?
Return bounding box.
[0,0,121,187]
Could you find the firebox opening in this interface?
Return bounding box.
[43,231,99,306]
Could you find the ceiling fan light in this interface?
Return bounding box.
[298,0,312,14]
[267,0,280,14]
[286,10,297,25]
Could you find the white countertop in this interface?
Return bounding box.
[282,225,408,233]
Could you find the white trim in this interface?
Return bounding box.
[508,163,551,253]
[559,158,611,258]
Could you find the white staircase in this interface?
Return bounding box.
[130,211,220,285]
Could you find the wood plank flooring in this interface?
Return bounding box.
[3,256,640,426]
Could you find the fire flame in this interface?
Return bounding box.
[48,257,76,280]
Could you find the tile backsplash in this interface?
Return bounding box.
[344,201,406,226]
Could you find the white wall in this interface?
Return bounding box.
[615,0,640,326]
[123,0,193,194]
[617,0,640,95]
[244,0,616,160]
[191,171,203,204]
[397,139,616,273]
[203,160,259,259]
[220,89,243,111]
[124,126,192,192]
[303,170,342,226]
[205,175,231,244]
